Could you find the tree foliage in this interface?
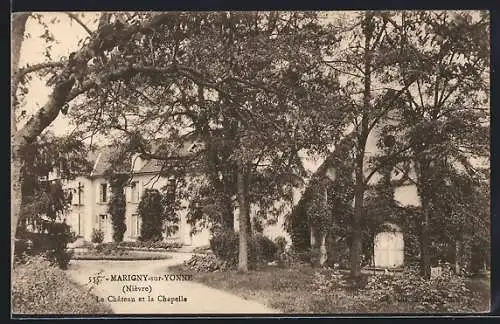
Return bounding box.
[137,188,180,242]
[107,174,129,242]
[12,11,490,278]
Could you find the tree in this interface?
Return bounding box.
[326,11,419,278]
[107,174,129,242]
[11,12,31,266]
[68,12,348,272]
[137,189,165,241]
[19,132,91,234]
[384,11,489,278]
[286,133,355,266]
[11,12,215,262]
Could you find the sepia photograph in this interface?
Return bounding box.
[11,10,491,316]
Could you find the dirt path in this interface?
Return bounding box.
[66,253,279,314]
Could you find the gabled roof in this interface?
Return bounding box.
[89,145,123,177]
[88,137,204,177]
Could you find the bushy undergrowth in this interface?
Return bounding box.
[91,229,104,243]
[191,245,212,254]
[82,240,182,251]
[16,222,77,269]
[12,256,112,314]
[183,253,232,272]
[311,267,485,312]
[117,240,182,250]
[209,231,278,269]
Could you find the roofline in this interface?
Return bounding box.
[89,152,102,177]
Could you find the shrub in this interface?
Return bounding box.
[192,245,212,254]
[107,174,128,243]
[364,267,480,312]
[274,236,288,255]
[15,221,76,270]
[117,241,182,250]
[46,222,77,269]
[91,228,104,243]
[183,253,231,272]
[138,189,165,241]
[311,266,484,312]
[252,234,278,262]
[287,247,312,264]
[209,230,278,268]
[94,242,125,256]
[12,256,112,314]
[210,230,239,266]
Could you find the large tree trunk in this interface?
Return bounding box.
[244,169,252,237]
[419,197,432,279]
[350,180,365,277]
[11,12,30,267]
[319,186,328,266]
[11,13,29,117]
[237,163,249,272]
[10,13,184,267]
[310,226,319,266]
[416,158,432,279]
[221,193,235,231]
[455,239,462,275]
[319,231,328,266]
[350,12,373,278]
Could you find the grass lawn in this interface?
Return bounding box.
[12,257,113,315]
[170,264,490,314]
[73,250,172,261]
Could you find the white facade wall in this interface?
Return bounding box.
[63,172,212,246]
[62,127,421,248]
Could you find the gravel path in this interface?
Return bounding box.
[66,253,279,314]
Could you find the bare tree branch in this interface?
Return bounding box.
[67,13,93,35]
[364,143,414,186]
[14,61,66,83]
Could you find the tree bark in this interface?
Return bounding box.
[350,12,373,278]
[310,226,317,247]
[10,13,190,266]
[419,197,432,279]
[416,157,432,279]
[319,186,328,266]
[350,181,365,277]
[11,13,29,118]
[221,194,235,231]
[11,12,30,267]
[319,231,328,266]
[237,163,249,272]
[244,169,252,237]
[455,239,461,275]
[310,226,319,266]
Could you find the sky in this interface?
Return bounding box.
[17,12,100,135]
[16,11,348,137]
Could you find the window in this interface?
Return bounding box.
[100,183,108,203]
[130,214,141,238]
[130,182,139,203]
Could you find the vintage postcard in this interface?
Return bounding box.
[11,10,491,316]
